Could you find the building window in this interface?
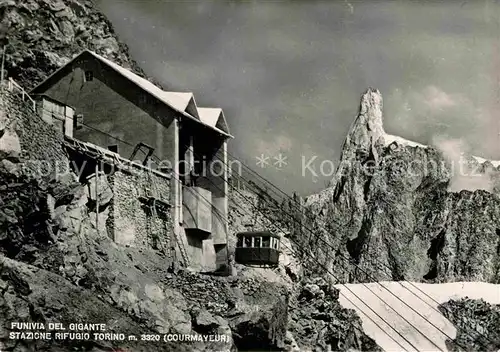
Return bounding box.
[262,237,271,248]
[254,237,261,248]
[244,236,252,248]
[73,114,83,130]
[52,103,65,122]
[84,70,94,82]
[41,99,54,124]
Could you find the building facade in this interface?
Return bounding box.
[31,50,232,272]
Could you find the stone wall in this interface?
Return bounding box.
[108,167,173,254]
[0,88,68,177]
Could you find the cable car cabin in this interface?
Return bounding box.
[235,231,280,266]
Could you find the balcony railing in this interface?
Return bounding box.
[4,77,36,111]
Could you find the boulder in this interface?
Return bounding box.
[55,7,75,20]
[57,19,75,41]
[229,281,289,351]
[289,278,381,351]
[0,159,20,176]
[20,0,40,12]
[194,309,220,331]
[48,172,82,207]
[284,331,301,352]
[93,37,120,56]
[0,0,16,7]
[300,283,325,301]
[42,0,66,12]
[0,128,21,161]
[41,51,69,68]
[68,1,87,17]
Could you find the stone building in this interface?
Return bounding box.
[30,50,233,272]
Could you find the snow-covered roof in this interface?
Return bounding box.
[198,107,231,136]
[198,107,221,127]
[87,52,194,113]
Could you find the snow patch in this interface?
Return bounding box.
[471,155,500,168]
[383,134,427,148]
[335,281,500,352]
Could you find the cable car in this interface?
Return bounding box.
[235,231,280,266]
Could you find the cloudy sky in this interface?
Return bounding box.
[97,0,500,195]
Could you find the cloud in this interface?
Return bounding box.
[388,83,500,193]
[432,135,496,193]
[422,86,458,111]
[255,134,293,156]
[386,85,490,147]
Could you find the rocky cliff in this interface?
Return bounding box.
[439,298,500,351]
[0,0,151,90]
[301,88,500,284]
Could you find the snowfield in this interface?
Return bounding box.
[335,281,500,352]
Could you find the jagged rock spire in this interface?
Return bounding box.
[359,87,384,136]
[325,88,385,188]
[340,88,385,159]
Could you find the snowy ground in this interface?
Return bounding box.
[334,281,500,352]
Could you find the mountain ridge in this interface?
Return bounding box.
[302,88,500,284]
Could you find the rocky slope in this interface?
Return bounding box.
[439,298,500,351]
[0,89,253,352]
[0,0,153,90]
[301,88,500,284]
[287,277,381,352]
